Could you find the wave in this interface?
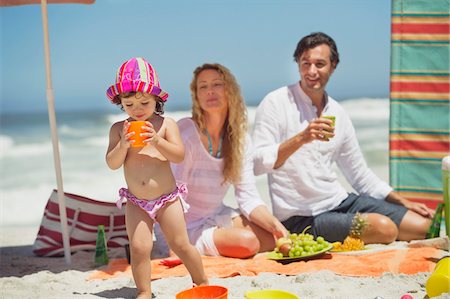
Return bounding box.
[1,168,124,226]
[0,140,54,158]
[0,184,57,226]
[0,135,14,156]
[106,113,127,124]
[59,125,92,137]
[83,136,110,147]
[340,98,389,123]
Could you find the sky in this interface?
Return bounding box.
[1,0,392,113]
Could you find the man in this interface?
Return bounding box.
[252,32,433,244]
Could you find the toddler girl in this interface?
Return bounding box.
[106,57,208,299]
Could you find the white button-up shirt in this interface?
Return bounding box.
[252,83,392,221]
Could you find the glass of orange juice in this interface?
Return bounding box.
[128,121,147,147]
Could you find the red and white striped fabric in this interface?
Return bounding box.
[33,190,128,257]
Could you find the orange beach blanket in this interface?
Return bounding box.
[87,247,441,281]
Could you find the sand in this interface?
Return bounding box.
[1,226,450,299]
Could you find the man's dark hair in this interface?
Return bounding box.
[293,32,340,67]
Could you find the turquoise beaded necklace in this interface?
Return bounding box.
[203,130,223,158]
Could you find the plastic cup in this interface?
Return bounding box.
[322,115,335,127]
[175,285,228,299]
[322,115,335,141]
[127,121,146,147]
[245,290,299,299]
[426,256,450,298]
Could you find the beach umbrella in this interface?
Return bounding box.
[0,0,95,265]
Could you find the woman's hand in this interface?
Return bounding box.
[249,206,289,239]
[270,218,289,239]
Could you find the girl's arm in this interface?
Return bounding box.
[106,121,132,169]
[147,117,185,163]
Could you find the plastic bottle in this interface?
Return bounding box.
[426,203,443,239]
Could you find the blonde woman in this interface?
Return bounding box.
[156,63,287,258]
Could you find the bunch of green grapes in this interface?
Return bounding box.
[274,227,331,258]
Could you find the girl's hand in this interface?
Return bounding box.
[120,120,134,148]
[143,121,160,146]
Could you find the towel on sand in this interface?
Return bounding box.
[87,247,442,281]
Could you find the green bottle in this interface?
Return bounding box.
[95,225,109,266]
[426,203,443,239]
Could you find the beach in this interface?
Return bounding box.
[1,98,449,298]
[1,228,449,299]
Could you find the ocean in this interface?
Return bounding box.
[0,98,390,227]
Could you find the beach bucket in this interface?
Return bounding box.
[245,290,299,299]
[175,285,228,299]
[426,256,450,298]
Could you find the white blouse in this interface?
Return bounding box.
[172,118,266,230]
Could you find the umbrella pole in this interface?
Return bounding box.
[41,0,71,265]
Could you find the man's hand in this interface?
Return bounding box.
[403,200,434,219]
[304,117,335,142]
[274,117,334,168]
[386,191,434,219]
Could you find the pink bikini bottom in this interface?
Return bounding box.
[116,183,189,221]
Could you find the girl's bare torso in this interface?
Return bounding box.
[123,117,177,201]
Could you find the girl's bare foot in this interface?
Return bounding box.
[136,290,153,299]
[194,278,209,286]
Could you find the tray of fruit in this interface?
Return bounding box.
[267,227,333,263]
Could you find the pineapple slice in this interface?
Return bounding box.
[333,212,367,251]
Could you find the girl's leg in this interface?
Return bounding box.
[126,202,154,299]
[158,199,208,286]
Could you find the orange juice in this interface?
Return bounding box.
[128,121,146,147]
